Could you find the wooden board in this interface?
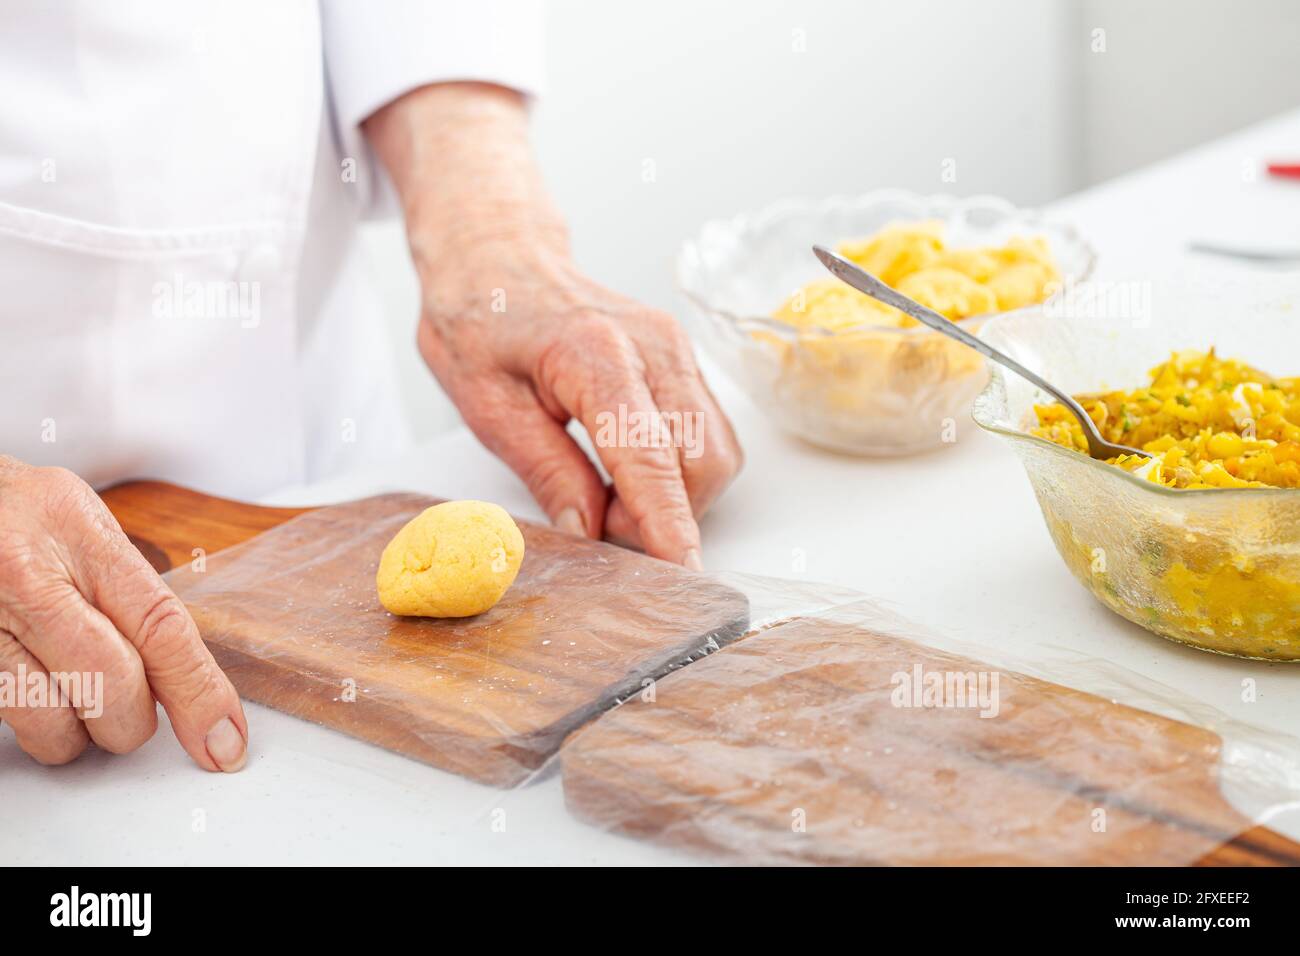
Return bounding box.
[101,481,311,574]
[104,482,1294,863]
[103,483,748,786]
[562,614,1300,866]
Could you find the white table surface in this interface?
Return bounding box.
[8,110,1300,866]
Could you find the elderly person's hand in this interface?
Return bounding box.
[366,83,741,567]
[0,457,248,769]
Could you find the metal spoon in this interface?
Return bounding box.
[1187,240,1300,264]
[812,245,1149,461]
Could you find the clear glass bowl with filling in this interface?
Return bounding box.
[677,191,1095,455]
[973,273,1300,661]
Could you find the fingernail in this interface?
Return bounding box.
[205,717,247,773]
[682,548,704,571]
[555,507,586,537]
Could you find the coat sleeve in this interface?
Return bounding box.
[320,0,546,217]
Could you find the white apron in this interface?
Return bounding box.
[0,0,410,499]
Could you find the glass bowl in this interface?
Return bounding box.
[973,274,1300,661]
[677,191,1095,455]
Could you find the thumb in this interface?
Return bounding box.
[463,382,608,540]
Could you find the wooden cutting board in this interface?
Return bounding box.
[562,613,1300,866]
[101,482,749,786]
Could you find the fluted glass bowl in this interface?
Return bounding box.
[973,274,1300,661]
[677,192,1095,455]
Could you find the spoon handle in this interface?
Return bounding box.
[811,245,1095,430]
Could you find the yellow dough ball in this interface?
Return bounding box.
[376,500,525,618]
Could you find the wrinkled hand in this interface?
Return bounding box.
[362,81,743,564]
[0,457,248,769]
[415,238,742,567]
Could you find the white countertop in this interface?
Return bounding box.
[8,110,1300,866]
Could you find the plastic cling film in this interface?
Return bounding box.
[556,596,1300,866]
[164,495,1300,864]
[164,493,754,787]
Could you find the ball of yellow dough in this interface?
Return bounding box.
[376,500,525,618]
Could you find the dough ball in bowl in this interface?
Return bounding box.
[376,500,525,618]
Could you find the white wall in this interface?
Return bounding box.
[367,0,1300,441]
[534,0,1079,313]
[1079,0,1300,183]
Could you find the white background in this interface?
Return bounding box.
[364,0,1300,440]
[8,12,1300,863]
[10,113,1300,866]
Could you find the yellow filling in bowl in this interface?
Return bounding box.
[751,222,1061,454]
[1032,349,1300,489]
[774,221,1061,329]
[1028,350,1300,659]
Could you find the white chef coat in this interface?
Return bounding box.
[0,0,544,499]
